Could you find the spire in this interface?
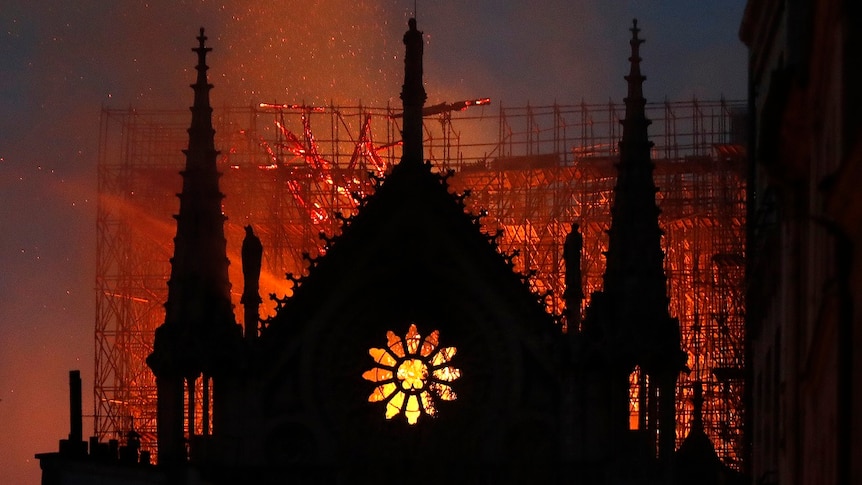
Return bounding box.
[400,18,426,166]
[608,18,684,459]
[147,29,239,465]
[576,20,685,463]
[620,19,651,153]
[594,18,680,371]
[157,25,235,371]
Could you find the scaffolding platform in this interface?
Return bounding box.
[95,99,746,468]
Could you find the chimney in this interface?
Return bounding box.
[69,370,82,443]
[58,370,87,457]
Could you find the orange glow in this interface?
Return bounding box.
[259,103,326,113]
[461,97,491,109]
[97,100,745,466]
[363,324,459,424]
[628,366,646,431]
[397,359,427,390]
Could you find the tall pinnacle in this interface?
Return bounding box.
[580,19,685,376]
[576,20,684,464]
[400,18,426,166]
[599,17,681,373]
[147,28,239,466]
[149,27,236,379]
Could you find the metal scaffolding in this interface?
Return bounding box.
[95,98,746,468]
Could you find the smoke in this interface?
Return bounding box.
[0,1,747,482]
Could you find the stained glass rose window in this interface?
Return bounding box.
[362,324,460,424]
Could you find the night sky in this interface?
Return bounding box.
[0,1,747,482]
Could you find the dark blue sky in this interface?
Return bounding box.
[0,1,747,482]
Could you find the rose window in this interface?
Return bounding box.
[362,323,460,424]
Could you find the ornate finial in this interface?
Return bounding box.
[630,18,643,45]
[400,17,426,165]
[623,18,647,121]
[193,27,213,78]
[191,27,213,112]
[194,27,212,60]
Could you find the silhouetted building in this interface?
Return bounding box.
[38,19,743,485]
[36,371,163,484]
[741,1,862,484]
[573,20,686,471]
[145,28,244,469]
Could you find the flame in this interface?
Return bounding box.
[97,99,746,466]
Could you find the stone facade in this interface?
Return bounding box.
[741,1,862,483]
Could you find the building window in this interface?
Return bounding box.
[362,324,460,424]
[629,366,647,430]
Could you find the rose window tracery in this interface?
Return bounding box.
[362,323,460,424]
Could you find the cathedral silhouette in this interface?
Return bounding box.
[38,19,744,485]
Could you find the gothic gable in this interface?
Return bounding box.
[257,159,560,468]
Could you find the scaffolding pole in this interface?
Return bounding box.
[95,99,747,468]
